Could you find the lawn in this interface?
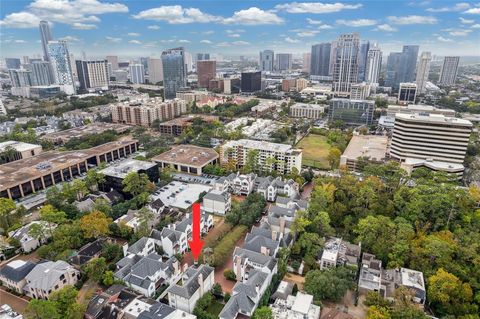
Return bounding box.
[205,300,225,316]
[296,134,331,169]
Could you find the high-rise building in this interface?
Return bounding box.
[415,52,432,94]
[398,83,417,104]
[128,64,145,84]
[76,60,109,93]
[275,53,292,71]
[329,41,337,76]
[197,53,210,61]
[438,56,460,86]
[310,43,331,76]
[385,52,402,88]
[358,41,370,82]
[332,34,360,96]
[5,58,21,70]
[329,98,375,126]
[9,69,32,87]
[106,56,119,70]
[140,57,149,71]
[390,113,472,177]
[241,71,262,93]
[350,82,371,100]
[197,60,216,89]
[385,45,419,90]
[302,53,311,73]
[39,21,53,62]
[184,52,193,73]
[365,46,382,84]
[47,41,75,95]
[260,50,274,72]
[29,61,54,86]
[162,47,186,100]
[147,57,163,84]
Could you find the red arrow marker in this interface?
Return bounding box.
[188,203,204,262]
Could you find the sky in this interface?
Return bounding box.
[1,0,480,59]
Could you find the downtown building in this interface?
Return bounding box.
[332,34,360,96]
[241,71,262,93]
[129,63,145,84]
[39,20,53,61]
[110,98,186,127]
[76,60,109,93]
[310,43,331,76]
[390,113,472,177]
[329,98,375,126]
[385,45,419,90]
[398,83,417,104]
[162,47,187,99]
[275,53,292,71]
[47,40,76,95]
[197,60,216,89]
[29,61,55,86]
[220,139,302,174]
[415,52,432,94]
[438,56,460,86]
[260,50,274,72]
[147,57,163,84]
[365,46,382,84]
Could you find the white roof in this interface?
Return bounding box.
[100,159,157,179]
[223,139,296,153]
[291,292,313,315]
[0,141,41,152]
[395,113,472,126]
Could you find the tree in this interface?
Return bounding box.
[135,207,154,237]
[25,299,60,319]
[39,205,66,236]
[212,282,223,296]
[84,257,108,283]
[93,198,111,215]
[0,198,18,231]
[102,242,123,262]
[122,172,153,196]
[103,270,115,286]
[84,169,105,192]
[327,147,341,169]
[80,211,112,239]
[71,179,88,201]
[252,306,273,319]
[28,222,47,242]
[224,268,236,281]
[49,286,78,317]
[304,267,355,301]
[243,149,259,174]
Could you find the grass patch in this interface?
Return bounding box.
[205,300,224,316]
[211,225,248,267]
[296,134,331,169]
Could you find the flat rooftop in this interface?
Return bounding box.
[0,141,41,152]
[223,139,297,153]
[395,113,473,126]
[40,123,131,142]
[291,103,325,109]
[388,104,455,114]
[150,181,212,210]
[159,114,219,126]
[100,159,157,179]
[152,145,218,167]
[341,135,388,161]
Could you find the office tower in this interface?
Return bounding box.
[140,57,148,71]
[147,57,163,84]
[329,41,337,76]
[385,45,419,90]
[69,53,77,78]
[241,71,262,93]
[184,52,193,73]
[106,56,119,70]
[332,34,360,96]
[197,60,216,88]
[390,113,472,177]
[162,47,186,99]
[302,53,311,73]
[260,50,274,72]
[350,82,371,100]
[275,53,292,71]
[197,53,210,61]
[9,69,32,87]
[438,56,460,86]
[329,99,375,126]
[129,64,145,84]
[310,43,331,76]
[47,41,75,95]
[365,46,382,84]
[5,58,21,69]
[76,60,109,93]
[398,83,417,104]
[385,52,402,88]
[358,41,370,82]
[415,52,432,94]
[39,21,53,61]
[30,61,54,86]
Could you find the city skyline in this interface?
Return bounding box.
[1,0,480,59]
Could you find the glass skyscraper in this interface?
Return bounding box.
[333,33,360,96]
[260,50,274,72]
[29,61,55,86]
[39,21,53,62]
[385,45,419,90]
[310,43,331,76]
[358,41,370,82]
[161,47,186,99]
[47,41,75,95]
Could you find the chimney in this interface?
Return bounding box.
[260,246,269,256]
[197,272,204,296]
[235,256,242,282]
[183,263,189,273]
[279,217,286,234]
[272,231,277,242]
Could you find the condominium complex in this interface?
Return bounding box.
[290,103,324,119]
[275,53,292,71]
[390,113,472,176]
[332,33,360,96]
[415,52,432,94]
[329,99,375,126]
[220,139,302,174]
[365,46,382,84]
[438,56,460,86]
[47,41,75,94]
[76,60,109,93]
[110,98,186,127]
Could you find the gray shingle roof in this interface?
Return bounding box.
[233,247,277,271]
[167,264,214,299]
[24,260,76,291]
[0,260,36,283]
[127,237,149,255]
[243,233,279,257]
[137,302,176,319]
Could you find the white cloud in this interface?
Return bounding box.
[388,15,438,25]
[72,22,97,29]
[317,24,333,29]
[447,29,472,36]
[106,36,122,43]
[427,2,470,12]
[459,17,475,24]
[231,41,250,45]
[307,18,323,25]
[129,40,142,44]
[59,35,80,42]
[297,30,319,37]
[227,33,241,38]
[0,0,128,28]
[223,7,283,25]
[464,7,480,14]
[133,5,221,24]
[336,19,377,27]
[202,30,214,35]
[472,24,480,28]
[14,40,27,43]
[374,24,397,32]
[148,25,161,30]
[200,39,212,44]
[128,32,140,36]
[215,40,250,47]
[437,36,453,42]
[178,39,190,43]
[285,37,300,43]
[275,2,362,14]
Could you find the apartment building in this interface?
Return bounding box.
[110,98,186,127]
[390,113,472,176]
[290,103,325,119]
[220,139,302,174]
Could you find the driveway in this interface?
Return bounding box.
[0,288,29,314]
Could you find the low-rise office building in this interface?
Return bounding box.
[0,141,42,163]
[99,159,159,193]
[152,145,219,175]
[290,103,325,119]
[340,135,389,171]
[386,104,455,117]
[329,99,375,126]
[398,83,417,105]
[40,123,130,145]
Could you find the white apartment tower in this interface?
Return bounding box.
[147,57,163,84]
[415,52,432,94]
[47,41,75,95]
[438,56,460,86]
[365,46,382,84]
[76,60,109,93]
[129,64,145,84]
[333,33,360,96]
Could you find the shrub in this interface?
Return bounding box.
[223,268,236,281]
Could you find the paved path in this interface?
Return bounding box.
[213,234,245,294]
[0,288,29,314]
